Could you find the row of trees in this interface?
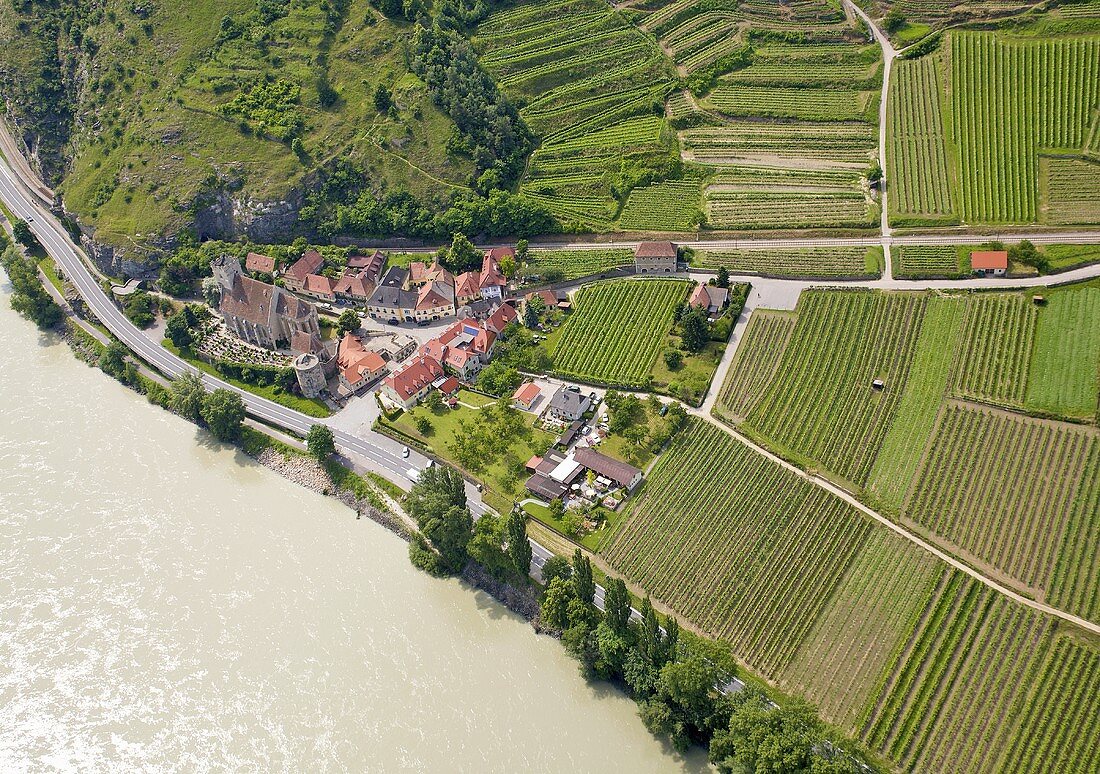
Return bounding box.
[1,244,62,330]
[168,372,247,442]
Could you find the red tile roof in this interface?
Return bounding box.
[635,241,677,258]
[689,283,709,308]
[304,274,335,296]
[526,289,558,308]
[384,357,444,399]
[286,249,324,282]
[480,252,507,288]
[334,269,374,299]
[512,382,540,404]
[438,376,460,395]
[245,251,276,274]
[971,250,1008,270]
[485,303,517,334]
[455,271,481,301]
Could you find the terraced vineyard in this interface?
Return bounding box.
[950,293,1037,407]
[1025,287,1100,418]
[716,311,797,419]
[695,246,876,277]
[705,85,875,122]
[742,291,927,485]
[682,123,877,165]
[475,0,674,230]
[523,248,634,282]
[894,245,964,277]
[887,55,956,223]
[904,402,1097,596]
[603,420,873,677]
[780,531,942,728]
[949,32,1100,223]
[618,178,703,231]
[549,279,688,385]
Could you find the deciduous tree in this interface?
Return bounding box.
[307,423,336,460]
[170,372,206,422]
[201,388,246,442]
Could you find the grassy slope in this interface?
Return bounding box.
[5,1,469,252]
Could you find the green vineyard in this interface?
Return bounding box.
[603,420,873,677]
[904,403,1097,596]
[716,311,797,419]
[1025,287,1100,418]
[618,178,704,231]
[549,279,688,386]
[742,291,927,486]
[707,190,875,229]
[523,248,634,282]
[706,84,874,122]
[894,245,965,277]
[695,246,876,277]
[950,293,1037,407]
[888,55,956,222]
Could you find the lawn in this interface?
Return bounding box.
[163,340,330,417]
[1024,287,1100,419]
[386,401,555,510]
[648,337,724,406]
[547,279,689,387]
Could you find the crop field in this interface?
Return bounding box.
[709,164,862,189]
[707,191,875,229]
[950,293,1037,406]
[1025,287,1100,418]
[682,123,877,165]
[695,246,875,277]
[706,84,874,122]
[867,297,966,512]
[1047,446,1100,622]
[603,420,873,677]
[859,575,1054,773]
[887,55,956,221]
[523,248,634,282]
[780,531,942,728]
[724,57,881,88]
[1042,157,1100,224]
[742,291,927,485]
[717,311,797,420]
[894,245,965,277]
[904,402,1096,595]
[549,279,688,385]
[618,178,704,231]
[949,32,1100,223]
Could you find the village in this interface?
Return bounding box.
[161,238,720,540]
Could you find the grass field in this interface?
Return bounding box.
[695,247,878,277]
[548,279,689,386]
[741,291,927,486]
[1024,287,1100,418]
[866,296,966,512]
[904,402,1096,596]
[603,419,873,677]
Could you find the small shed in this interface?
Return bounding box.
[971,250,1008,277]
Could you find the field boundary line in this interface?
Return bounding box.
[699,411,1100,636]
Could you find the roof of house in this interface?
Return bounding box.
[526,289,558,308]
[971,250,1009,270]
[573,447,642,487]
[485,246,515,263]
[369,267,416,309]
[304,274,335,295]
[438,376,460,395]
[333,269,374,299]
[455,271,481,299]
[347,250,385,273]
[549,387,591,415]
[444,347,478,370]
[485,302,518,334]
[526,455,543,471]
[416,280,455,311]
[689,283,709,308]
[705,285,729,308]
[245,251,276,274]
[512,382,540,404]
[635,241,677,259]
[286,249,324,282]
[525,472,568,501]
[383,357,444,399]
[480,252,507,288]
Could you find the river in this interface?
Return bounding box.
[0,277,705,772]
